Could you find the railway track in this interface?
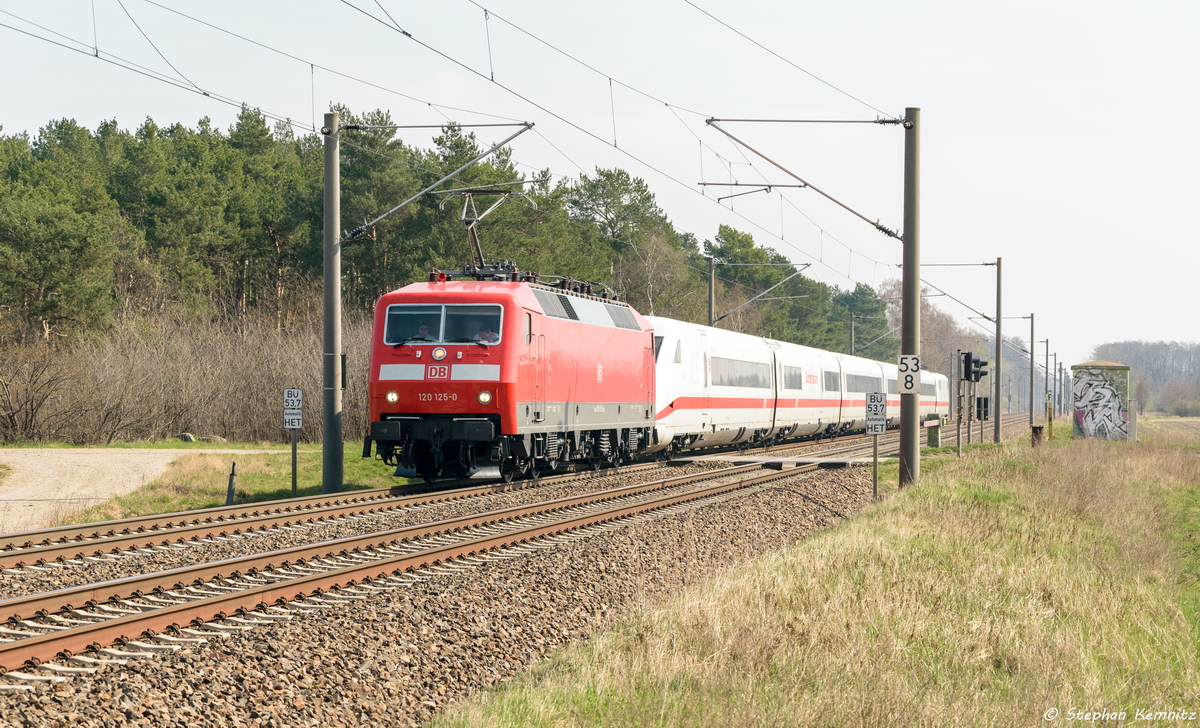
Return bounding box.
[0,413,1033,692]
[0,457,850,684]
[0,413,1028,572]
[0,461,679,572]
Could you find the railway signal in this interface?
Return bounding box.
[973,357,989,382]
[962,352,988,382]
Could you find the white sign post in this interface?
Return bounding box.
[867,392,887,500]
[283,388,302,497]
[866,392,887,434]
[897,355,921,394]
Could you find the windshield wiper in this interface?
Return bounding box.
[392,336,434,348]
[445,338,489,347]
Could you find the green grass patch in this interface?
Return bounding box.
[1170,483,1200,651]
[432,434,1200,727]
[0,439,322,450]
[923,440,1002,457]
[68,445,405,524]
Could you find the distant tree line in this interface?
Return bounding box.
[0,106,915,443]
[1091,341,1200,416]
[0,105,901,351]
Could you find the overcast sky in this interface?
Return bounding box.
[2,0,1196,368]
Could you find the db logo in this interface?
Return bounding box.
[426,365,449,379]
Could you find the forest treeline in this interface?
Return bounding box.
[0,105,893,353]
[0,106,1001,443]
[1091,341,1200,416]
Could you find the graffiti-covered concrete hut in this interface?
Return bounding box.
[1071,361,1133,441]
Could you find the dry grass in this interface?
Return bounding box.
[0,312,375,445]
[432,437,1200,727]
[1140,417,1200,447]
[69,448,398,523]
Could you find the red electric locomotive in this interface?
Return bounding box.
[362,265,656,481]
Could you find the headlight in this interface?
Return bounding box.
[386,390,399,404]
[477,390,492,405]
[432,347,447,361]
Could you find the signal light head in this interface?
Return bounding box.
[962,351,988,382]
[971,356,988,382]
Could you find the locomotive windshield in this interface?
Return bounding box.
[384,303,503,345]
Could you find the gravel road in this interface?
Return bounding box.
[0,449,277,534]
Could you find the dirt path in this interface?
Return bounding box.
[0,448,275,534]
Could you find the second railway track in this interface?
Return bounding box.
[0,412,1029,573]
[0,413,1035,713]
[0,457,853,679]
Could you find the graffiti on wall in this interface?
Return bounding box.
[1072,368,1129,440]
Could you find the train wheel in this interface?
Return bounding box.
[528,462,542,482]
[499,459,517,483]
[590,458,601,472]
[414,448,438,483]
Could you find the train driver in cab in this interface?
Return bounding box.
[415,321,436,341]
[473,322,498,344]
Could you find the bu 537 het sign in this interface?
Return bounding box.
[283,388,302,430]
[866,392,887,435]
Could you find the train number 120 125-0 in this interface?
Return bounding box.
[418,392,458,402]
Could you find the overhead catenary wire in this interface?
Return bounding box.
[0,15,549,257]
[90,0,98,56]
[115,0,202,91]
[530,128,587,175]
[917,277,992,322]
[665,108,895,272]
[0,19,272,118]
[342,123,529,130]
[343,0,903,282]
[706,119,901,240]
[371,0,405,34]
[464,0,710,118]
[335,0,711,204]
[855,323,903,354]
[77,0,907,289]
[2,6,925,346]
[0,10,449,138]
[681,0,898,120]
[0,10,537,191]
[342,122,535,241]
[141,0,519,123]
[712,118,904,125]
[8,2,918,298]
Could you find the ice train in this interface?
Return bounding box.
[362,268,949,481]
